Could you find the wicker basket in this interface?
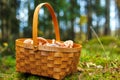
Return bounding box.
[16,2,82,80]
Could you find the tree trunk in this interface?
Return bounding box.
[115,1,120,36]
[71,18,75,40]
[116,8,120,36]
[104,0,110,35]
[1,19,7,42]
[96,18,100,36]
[87,0,92,40]
[0,0,19,42]
[70,0,75,41]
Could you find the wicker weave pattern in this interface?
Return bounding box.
[16,46,80,79]
[16,2,82,80]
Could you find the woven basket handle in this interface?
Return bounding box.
[32,2,60,48]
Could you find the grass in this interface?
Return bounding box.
[78,36,120,80]
[0,36,120,80]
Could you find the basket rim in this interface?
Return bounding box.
[16,38,82,52]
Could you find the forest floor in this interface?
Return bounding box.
[0,36,120,80]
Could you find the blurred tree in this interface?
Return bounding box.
[104,0,110,35]
[93,0,105,35]
[23,0,33,38]
[85,0,110,39]
[87,0,92,40]
[115,0,120,36]
[0,0,19,42]
[68,0,80,41]
[116,0,120,8]
[79,15,87,39]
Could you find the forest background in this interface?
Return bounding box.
[0,0,120,79]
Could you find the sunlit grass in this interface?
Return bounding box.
[78,36,120,80]
[0,36,120,80]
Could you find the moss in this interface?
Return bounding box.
[1,36,120,80]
